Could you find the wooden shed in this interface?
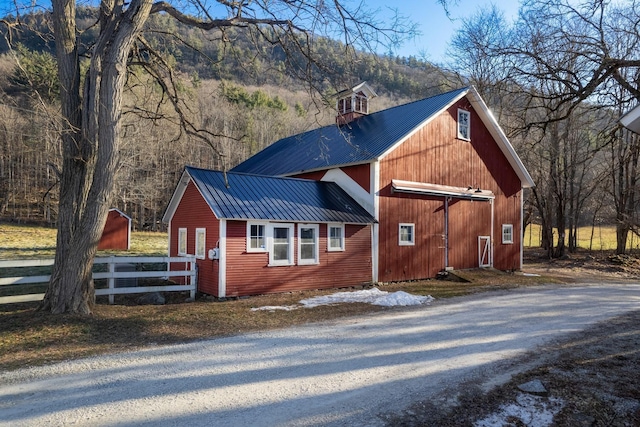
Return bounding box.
[233,84,535,282]
[98,208,131,251]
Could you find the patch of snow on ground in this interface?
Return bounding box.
[251,288,434,311]
[250,305,298,312]
[473,393,565,427]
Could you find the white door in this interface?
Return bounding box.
[478,236,491,267]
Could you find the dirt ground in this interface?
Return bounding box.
[390,249,640,426]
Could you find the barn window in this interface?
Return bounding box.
[269,224,294,266]
[399,223,415,246]
[246,222,267,252]
[457,109,470,141]
[178,228,187,256]
[328,224,345,251]
[502,224,514,244]
[298,224,319,265]
[195,228,206,259]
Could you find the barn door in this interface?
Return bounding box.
[478,236,491,268]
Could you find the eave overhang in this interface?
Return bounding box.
[391,179,495,201]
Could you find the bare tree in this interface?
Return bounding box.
[2,0,418,314]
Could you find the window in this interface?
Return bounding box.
[298,224,319,265]
[247,222,267,252]
[328,224,345,252]
[195,228,206,259]
[399,223,415,246]
[178,228,187,256]
[269,224,294,266]
[458,109,470,141]
[502,224,514,244]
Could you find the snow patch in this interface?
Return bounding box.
[474,393,564,427]
[251,288,434,311]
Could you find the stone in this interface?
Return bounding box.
[137,292,165,305]
[517,379,548,396]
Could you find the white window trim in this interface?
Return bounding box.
[177,227,187,256]
[195,228,206,259]
[246,221,268,253]
[298,224,320,265]
[457,108,471,141]
[268,223,295,266]
[399,223,415,246]
[502,224,514,244]
[327,223,345,252]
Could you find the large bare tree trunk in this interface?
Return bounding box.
[40,0,152,314]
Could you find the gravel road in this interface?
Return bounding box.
[1,284,639,427]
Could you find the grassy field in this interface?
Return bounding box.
[523,223,638,251]
[0,223,168,260]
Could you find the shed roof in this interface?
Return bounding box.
[621,104,640,134]
[162,166,376,224]
[232,86,534,188]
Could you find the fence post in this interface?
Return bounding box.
[108,260,115,304]
[190,259,196,300]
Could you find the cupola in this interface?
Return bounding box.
[335,82,377,125]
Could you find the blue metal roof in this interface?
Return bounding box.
[232,87,468,176]
[186,166,375,224]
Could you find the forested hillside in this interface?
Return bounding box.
[0,7,451,230]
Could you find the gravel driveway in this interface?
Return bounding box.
[1,284,639,427]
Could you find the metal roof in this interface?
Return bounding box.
[232,87,469,176]
[184,166,376,224]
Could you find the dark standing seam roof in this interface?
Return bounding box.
[186,166,376,224]
[231,87,468,176]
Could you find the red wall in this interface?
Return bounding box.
[98,210,130,251]
[169,181,220,295]
[294,163,371,192]
[377,97,523,281]
[224,221,372,297]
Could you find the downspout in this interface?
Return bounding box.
[490,198,495,267]
[444,197,450,269]
[218,219,227,298]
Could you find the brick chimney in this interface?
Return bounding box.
[336,82,377,126]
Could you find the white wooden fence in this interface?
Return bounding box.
[0,256,197,305]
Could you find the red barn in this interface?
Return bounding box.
[98,208,131,251]
[165,85,534,297]
[232,84,534,283]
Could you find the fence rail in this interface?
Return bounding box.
[0,256,197,305]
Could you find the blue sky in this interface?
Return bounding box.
[0,0,520,62]
[368,0,521,62]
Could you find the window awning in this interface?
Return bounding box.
[391,179,494,201]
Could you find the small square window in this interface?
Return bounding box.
[195,228,206,259]
[178,228,187,256]
[247,222,267,252]
[399,223,415,246]
[502,224,514,244]
[328,224,345,251]
[458,109,470,141]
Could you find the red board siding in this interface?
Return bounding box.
[98,210,130,251]
[378,96,523,281]
[169,181,220,295]
[224,221,372,297]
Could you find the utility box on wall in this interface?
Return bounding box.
[98,208,132,251]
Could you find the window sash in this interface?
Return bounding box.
[298,224,319,265]
[458,109,470,140]
[247,222,267,252]
[328,224,345,251]
[502,224,514,244]
[178,228,187,256]
[269,224,294,266]
[195,228,206,259]
[399,223,415,246]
